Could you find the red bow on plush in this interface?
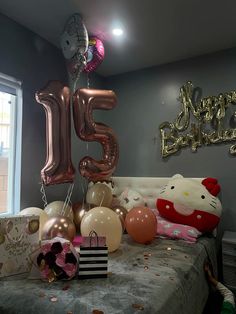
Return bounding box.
[202,178,221,196]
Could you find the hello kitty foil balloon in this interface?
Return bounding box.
[156,175,222,233]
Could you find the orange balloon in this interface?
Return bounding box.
[125,207,157,244]
[86,183,113,207]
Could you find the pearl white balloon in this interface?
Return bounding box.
[44,201,73,222]
[19,207,48,240]
[81,206,122,253]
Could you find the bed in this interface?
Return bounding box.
[0,176,217,314]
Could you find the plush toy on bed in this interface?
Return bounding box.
[156,174,222,233]
[118,189,145,211]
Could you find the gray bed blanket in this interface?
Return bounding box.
[0,235,216,314]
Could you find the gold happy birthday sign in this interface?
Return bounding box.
[159,81,236,157]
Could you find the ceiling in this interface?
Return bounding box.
[1,0,236,77]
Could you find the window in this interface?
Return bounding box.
[0,72,22,215]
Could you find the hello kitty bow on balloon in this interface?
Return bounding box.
[156,174,222,233]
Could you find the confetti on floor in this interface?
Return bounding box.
[39,292,45,298]
[92,310,104,314]
[132,303,144,310]
[50,297,58,302]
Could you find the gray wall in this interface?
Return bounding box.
[1,12,235,236]
[0,13,105,209]
[104,48,236,235]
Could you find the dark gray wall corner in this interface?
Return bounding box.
[0,13,105,209]
[104,48,236,233]
[1,11,235,235]
[0,13,67,209]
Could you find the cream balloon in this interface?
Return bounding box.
[81,206,122,253]
[86,183,113,207]
[44,201,73,221]
[19,207,48,240]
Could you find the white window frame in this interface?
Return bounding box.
[0,72,22,215]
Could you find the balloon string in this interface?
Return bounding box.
[40,182,48,208]
[87,73,90,89]
[83,177,89,198]
[61,183,74,217]
[99,192,105,207]
[72,54,87,93]
[80,176,88,208]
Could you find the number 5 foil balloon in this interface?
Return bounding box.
[36,81,75,185]
[73,88,119,182]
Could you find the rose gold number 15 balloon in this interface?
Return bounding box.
[36,84,119,184]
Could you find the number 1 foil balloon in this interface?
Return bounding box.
[36,81,75,186]
[83,37,105,74]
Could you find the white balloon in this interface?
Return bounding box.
[19,207,48,240]
[44,201,73,222]
[81,206,122,253]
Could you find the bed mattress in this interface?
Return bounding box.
[0,234,216,314]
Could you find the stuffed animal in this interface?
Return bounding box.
[118,189,145,211]
[156,174,222,233]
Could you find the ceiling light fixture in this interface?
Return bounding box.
[112,28,123,36]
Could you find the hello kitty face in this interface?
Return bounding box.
[156,175,222,233]
[60,14,88,60]
[118,189,145,211]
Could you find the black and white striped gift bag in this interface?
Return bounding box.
[78,231,108,279]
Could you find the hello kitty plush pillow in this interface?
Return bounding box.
[156,175,222,233]
[118,189,145,211]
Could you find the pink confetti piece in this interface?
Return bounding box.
[50,297,58,302]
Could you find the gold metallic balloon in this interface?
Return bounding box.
[86,183,113,207]
[42,216,76,242]
[72,202,92,232]
[110,196,121,208]
[27,219,40,234]
[111,205,128,231]
[44,201,74,221]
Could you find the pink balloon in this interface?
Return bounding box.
[83,37,105,73]
[125,207,157,244]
